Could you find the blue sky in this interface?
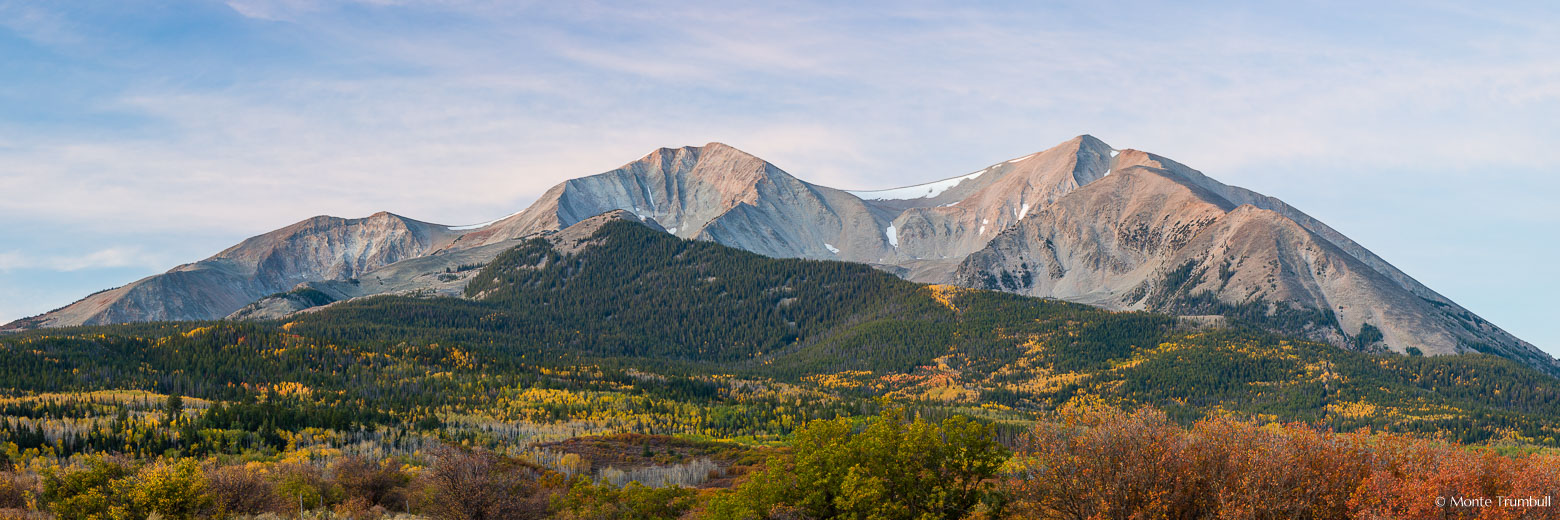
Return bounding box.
[1,1,1556,355]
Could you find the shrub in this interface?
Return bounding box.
[705,407,1009,520]
[416,446,550,520]
[552,477,696,520]
[1350,435,1560,518]
[332,456,411,511]
[207,463,285,516]
[39,456,213,520]
[1009,404,1560,519]
[1010,406,1193,518]
[0,471,35,510]
[39,456,133,519]
[125,459,213,520]
[273,462,344,516]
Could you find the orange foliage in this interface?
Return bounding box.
[1010,405,1560,519]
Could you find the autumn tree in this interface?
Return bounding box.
[705,408,1009,520]
[40,456,211,519]
[125,458,213,520]
[40,456,133,519]
[552,477,696,520]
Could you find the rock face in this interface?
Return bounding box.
[7,136,1552,374]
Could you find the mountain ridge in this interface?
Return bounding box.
[7,136,1552,374]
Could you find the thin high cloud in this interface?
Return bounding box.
[4,1,1556,228]
[0,247,168,273]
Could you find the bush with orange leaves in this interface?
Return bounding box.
[1009,405,1560,520]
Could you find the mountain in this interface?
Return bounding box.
[456,142,887,263]
[6,137,1109,328]
[461,137,1114,282]
[11,216,1560,447]
[953,150,1552,370]
[7,136,1551,375]
[3,198,1556,520]
[5,212,458,328]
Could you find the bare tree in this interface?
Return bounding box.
[419,446,549,520]
[204,464,286,517]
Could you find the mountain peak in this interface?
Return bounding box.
[1073,133,1110,148]
[460,139,807,249]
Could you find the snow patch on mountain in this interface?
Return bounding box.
[448,211,522,231]
[847,169,986,201]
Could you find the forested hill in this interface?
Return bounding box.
[4,216,1558,447]
[293,217,945,373]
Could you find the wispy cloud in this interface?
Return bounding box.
[0,247,169,272]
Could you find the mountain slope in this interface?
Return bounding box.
[850,135,1114,280]
[954,153,1553,372]
[5,212,458,328]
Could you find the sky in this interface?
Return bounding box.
[1,1,1556,355]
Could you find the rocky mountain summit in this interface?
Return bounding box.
[8,136,1552,374]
